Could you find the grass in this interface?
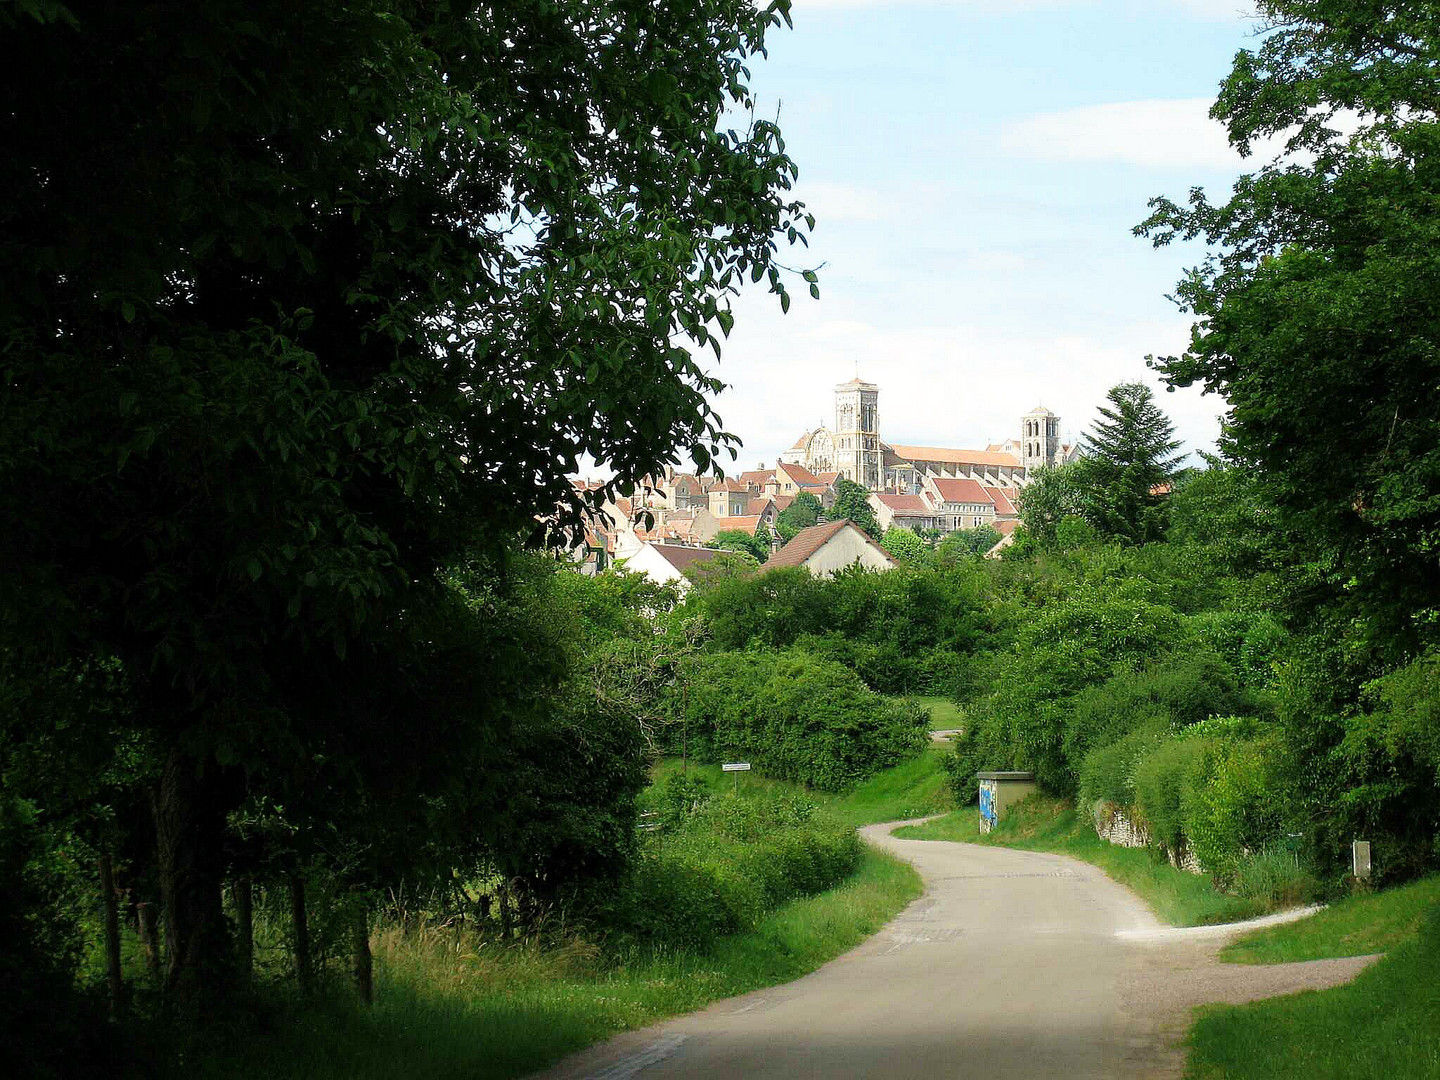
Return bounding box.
[136,753,943,1079]
[150,847,921,1080]
[1219,873,1440,964]
[894,794,1266,927]
[1186,904,1440,1080]
[912,695,963,731]
[645,747,954,830]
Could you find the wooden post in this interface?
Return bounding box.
[289,873,311,992]
[137,901,161,979]
[98,854,123,1018]
[234,878,253,981]
[352,903,373,1006]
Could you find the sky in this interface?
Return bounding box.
[690,0,1272,474]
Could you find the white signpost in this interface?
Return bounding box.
[722,762,751,793]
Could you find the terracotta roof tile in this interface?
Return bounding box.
[762,520,897,571]
[931,478,995,505]
[984,486,1017,516]
[714,515,762,535]
[889,445,1021,468]
[873,493,931,513]
[778,461,825,487]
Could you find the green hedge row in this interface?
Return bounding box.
[673,648,930,791]
[607,793,861,950]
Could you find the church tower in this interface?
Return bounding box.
[1021,405,1060,473]
[834,378,881,489]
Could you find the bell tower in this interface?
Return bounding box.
[834,378,880,489]
[1021,405,1060,472]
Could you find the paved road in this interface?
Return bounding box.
[536,821,1376,1080]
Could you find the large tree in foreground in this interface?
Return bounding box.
[1136,0,1440,649]
[0,0,809,1003]
[1079,382,1184,544]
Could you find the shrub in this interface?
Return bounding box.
[1077,726,1164,809]
[1185,729,1287,881]
[676,649,929,790]
[1063,648,1260,786]
[651,771,712,830]
[1132,736,1210,855]
[607,794,860,951]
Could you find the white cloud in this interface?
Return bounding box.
[713,294,1226,473]
[793,181,888,223]
[1001,97,1291,170]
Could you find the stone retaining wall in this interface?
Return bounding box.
[1091,801,1203,875]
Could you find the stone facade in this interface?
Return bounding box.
[783,379,1080,498]
[1090,801,1204,875]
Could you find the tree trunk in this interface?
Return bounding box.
[152,749,234,1008]
[352,903,372,1006]
[290,873,312,993]
[97,854,123,1017]
[234,878,253,982]
[137,901,161,978]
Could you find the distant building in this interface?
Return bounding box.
[623,543,724,594]
[763,520,897,578]
[783,378,1080,493]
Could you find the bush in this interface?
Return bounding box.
[607,794,860,951]
[651,771,712,831]
[1132,736,1210,855]
[1063,648,1260,787]
[1184,727,1287,881]
[1078,726,1163,809]
[676,649,929,790]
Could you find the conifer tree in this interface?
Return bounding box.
[1080,383,1184,544]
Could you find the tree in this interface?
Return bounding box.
[828,479,880,537]
[1079,383,1184,544]
[939,525,1002,561]
[1016,464,1089,548]
[0,0,811,1003]
[712,528,771,563]
[1136,0,1440,648]
[775,491,822,542]
[880,527,930,566]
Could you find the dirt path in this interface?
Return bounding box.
[534,821,1377,1080]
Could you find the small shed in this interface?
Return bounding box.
[977,771,1037,833]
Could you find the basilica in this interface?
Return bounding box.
[777,378,1081,494]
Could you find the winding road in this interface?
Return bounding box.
[536,821,1377,1080]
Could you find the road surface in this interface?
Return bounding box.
[536,821,1376,1080]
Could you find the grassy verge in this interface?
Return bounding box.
[646,747,954,830]
[144,753,944,1080]
[894,794,1264,927]
[1187,904,1440,1080]
[913,695,963,731]
[154,846,921,1080]
[1219,873,1440,964]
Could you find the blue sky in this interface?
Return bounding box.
[704,0,1270,472]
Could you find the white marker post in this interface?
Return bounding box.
[722,761,751,794]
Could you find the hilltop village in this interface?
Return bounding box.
[570,378,1081,582]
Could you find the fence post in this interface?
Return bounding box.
[353,902,373,1006]
[98,854,123,1018]
[290,873,312,992]
[136,900,161,979]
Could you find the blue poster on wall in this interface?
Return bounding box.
[979,784,996,827]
